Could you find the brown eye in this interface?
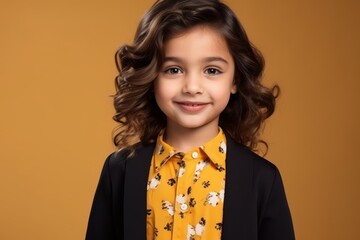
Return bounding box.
[205,68,221,75]
[164,67,182,74]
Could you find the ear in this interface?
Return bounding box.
[230,82,237,94]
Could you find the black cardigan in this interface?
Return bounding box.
[86,135,295,240]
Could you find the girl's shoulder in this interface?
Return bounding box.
[227,136,277,167]
[106,142,155,168]
[227,137,282,187]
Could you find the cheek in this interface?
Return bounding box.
[211,84,234,109]
[154,79,172,107]
[212,79,235,99]
[217,91,232,107]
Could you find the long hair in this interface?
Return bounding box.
[113,0,279,156]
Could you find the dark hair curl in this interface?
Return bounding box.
[113,0,279,156]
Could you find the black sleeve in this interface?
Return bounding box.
[259,167,295,240]
[85,153,124,240]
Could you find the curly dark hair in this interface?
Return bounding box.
[113,0,279,156]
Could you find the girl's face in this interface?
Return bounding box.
[154,25,236,135]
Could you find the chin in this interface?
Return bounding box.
[176,120,216,130]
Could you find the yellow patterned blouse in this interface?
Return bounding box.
[146,129,227,240]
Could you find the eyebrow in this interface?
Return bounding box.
[163,56,229,64]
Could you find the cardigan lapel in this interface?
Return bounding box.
[123,144,154,240]
[221,135,257,240]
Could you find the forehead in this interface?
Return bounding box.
[163,25,231,59]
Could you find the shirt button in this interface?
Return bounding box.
[191,152,198,159]
[180,203,188,211]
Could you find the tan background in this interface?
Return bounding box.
[1,0,359,239]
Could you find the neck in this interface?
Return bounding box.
[163,123,219,153]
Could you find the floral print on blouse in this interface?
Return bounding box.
[146,129,227,240]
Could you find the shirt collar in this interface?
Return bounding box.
[153,128,227,172]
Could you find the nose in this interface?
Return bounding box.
[182,72,203,95]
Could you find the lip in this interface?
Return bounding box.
[174,101,209,113]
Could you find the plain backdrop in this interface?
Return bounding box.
[0,0,359,239]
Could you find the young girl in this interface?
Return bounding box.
[86,0,295,239]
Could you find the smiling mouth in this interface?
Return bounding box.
[182,102,206,106]
[175,101,209,112]
[176,101,208,106]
